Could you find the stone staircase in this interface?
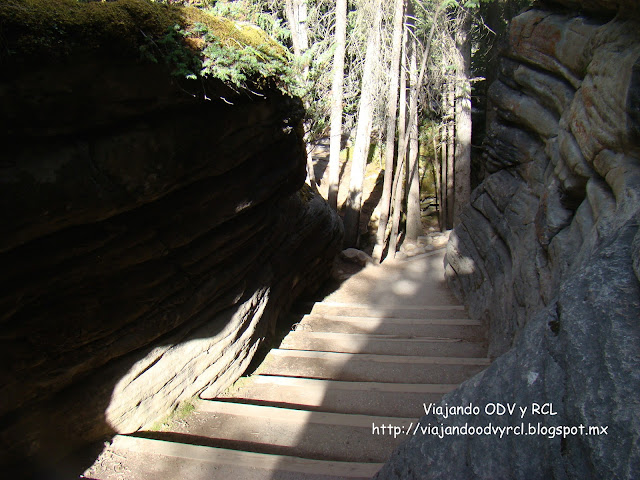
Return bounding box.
[83,248,489,480]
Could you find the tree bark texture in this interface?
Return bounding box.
[343,0,383,248]
[453,11,472,225]
[406,36,422,243]
[438,125,446,230]
[383,0,446,258]
[446,73,455,230]
[285,0,309,58]
[374,0,405,260]
[327,0,347,211]
[388,34,409,258]
[432,133,441,229]
[286,0,313,184]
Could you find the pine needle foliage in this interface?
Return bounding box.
[190,22,300,94]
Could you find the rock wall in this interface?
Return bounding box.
[0,43,342,475]
[376,1,639,478]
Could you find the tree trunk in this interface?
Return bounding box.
[285,0,309,62]
[294,0,309,53]
[432,133,441,229]
[454,11,472,225]
[327,0,347,211]
[438,125,446,230]
[284,1,299,56]
[373,0,405,261]
[405,36,422,243]
[285,0,313,183]
[343,0,383,248]
[385,0,446,258]
[306,147,316,186]
[446,73,455,230]
[387,33,408,259]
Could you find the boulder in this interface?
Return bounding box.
[0,3,343,472]
[340,248,376,266]
[377,1,640,478]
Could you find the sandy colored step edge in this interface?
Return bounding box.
[111,435,383,478]
[248,375,458,393]
[268,348,491,365]
[285,331,483,341]
[305,302,465,311]
[280,331,487,357]
[197,399,416,427]
[202,375,456,401]
[299,314,480,325]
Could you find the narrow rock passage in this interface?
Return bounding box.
[84,248,490,479]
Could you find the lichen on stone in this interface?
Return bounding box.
[297,183,316,205]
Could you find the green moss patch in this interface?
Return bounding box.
[182,8,286,59]
[0,0,292,92]
[150,398,197,431]
[297,183,316,204]
[1,0,179,60]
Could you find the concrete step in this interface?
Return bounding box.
[280,331,487,357]
[142,400,416,464]
[295,315,485,341]
[259,349,490,384]
[91,434,382,479]
[299,302,469,319]
[212,375,456,417]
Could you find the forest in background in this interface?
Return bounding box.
[151,0,532,260]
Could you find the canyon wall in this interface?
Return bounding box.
[377,0,639,478]
[0,3,342,472]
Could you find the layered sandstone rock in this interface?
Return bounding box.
[0,5,342,471]
[377,1,639,478]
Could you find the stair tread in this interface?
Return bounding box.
[299,314,480,325]
[211,375,455,417]
[199,399,416,424]
[304,301,465,310]
[281,329,486,357]
[299,303,469,320]
[97,435,383,479]
[269,348,490,364]
[286,330,483,339]
[248,375,459,392]
[136,401,414,463]
[296,317,485,339]
[257,350,488,384]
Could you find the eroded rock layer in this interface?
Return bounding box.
[0,57,342,469]
[377,1,639,479]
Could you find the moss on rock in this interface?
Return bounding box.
[0,0,287,78]
[0,0,179,61]
[297,183,316,205]
[182,8,286,59]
